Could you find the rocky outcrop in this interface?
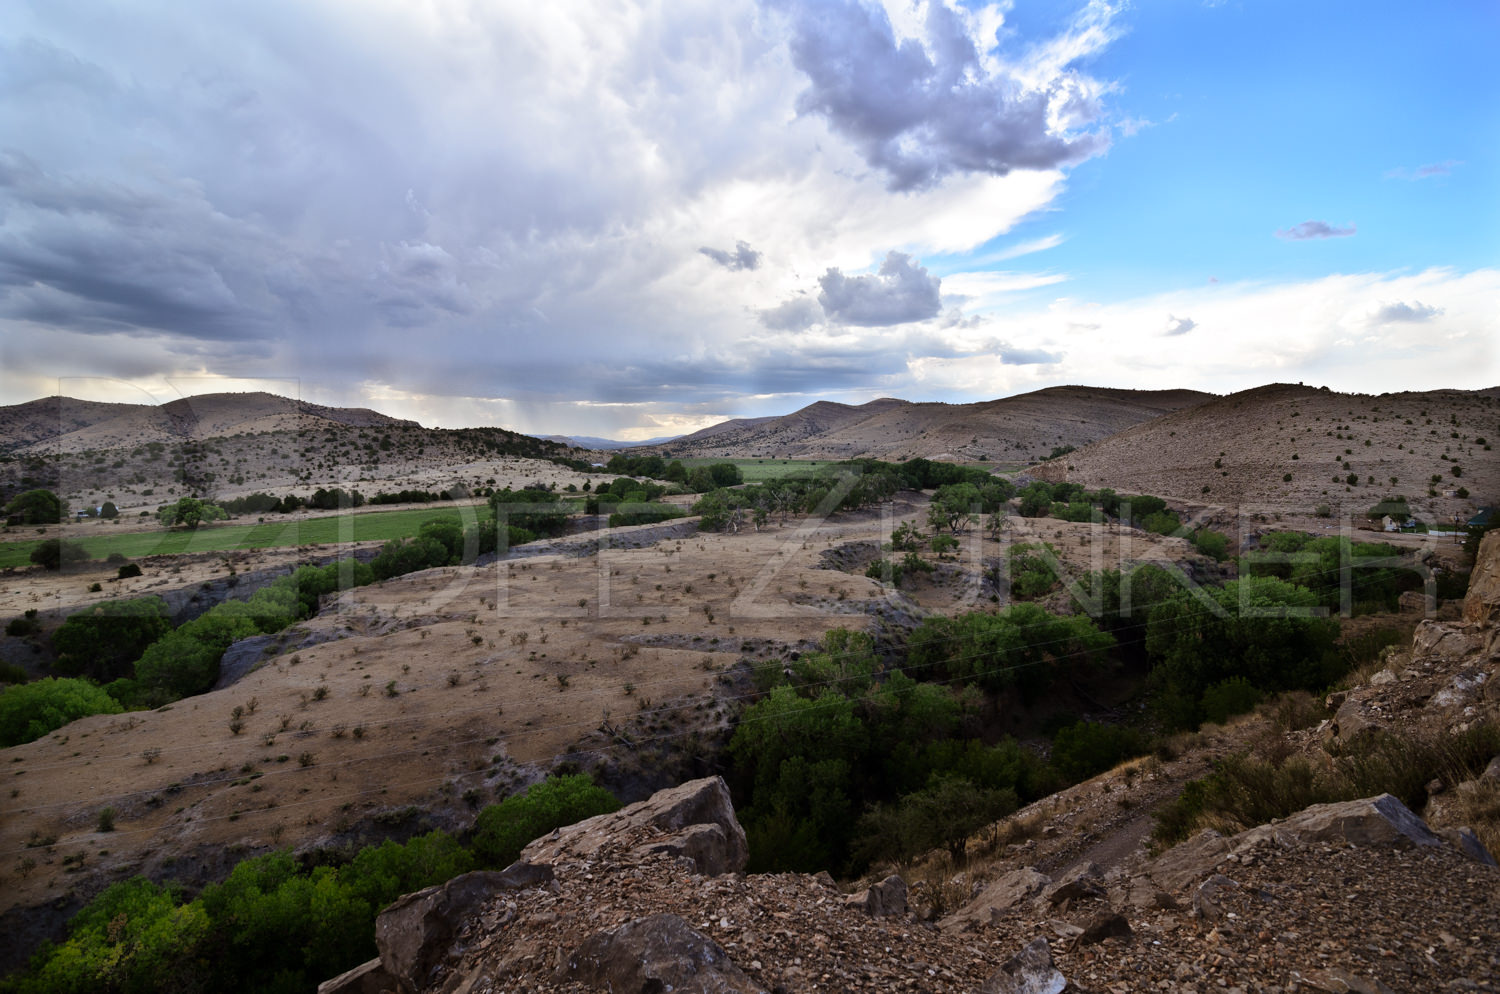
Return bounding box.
[1462,530,1500,625]
[843,873,908,918]
[323,774,1499,994]
[556,914,764,994]
[519,774,748,876]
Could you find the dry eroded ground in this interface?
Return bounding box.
[2,497,1448,921]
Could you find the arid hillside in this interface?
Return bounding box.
[0,392,418,456]
[655,386,1212,462]
[1034,382,1500,522]
[0,392,593,516]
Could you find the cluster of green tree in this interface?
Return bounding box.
[691,462,926,533]
[369,519,473,580]
[119,560,378,707]
[305,488,366,510]
[602,453,673,479]
[218,492,295,515]
[729,623,1141,874]
[905,603,1114,697]
[52,597,173,683]
[864,551,935,587]
[0,553,427,740]
[1005,543,1063,599]
[1069,563,1344,729]
[606,504,687,529]
[1016,483,1232,560]
[599,455,746,493]
[4,489,64,525]
[367,489,458,506]
[876,457,998,490]
[28,538,89,571]
[925,481,1015,534]
[157,497,229,529]
[485,488,571,538]
[583,476,670,513]
[2,775,619,994]
[0,677,122,747]
[1240,532,1419,613]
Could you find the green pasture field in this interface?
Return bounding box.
[676,457,842,482]
[0,505,487,569]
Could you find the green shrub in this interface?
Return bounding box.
[1191,529,1230,560]
[1199,677,1262,725]
[471,774,620,868]
[1050,721,1148,782]
[1153,723,1500,846]
[0,677,123,746]
[6,609,41,638]
[52,597,172,682]
[29,538,89,571]
[850,774,1017,868]
[1009,543,1059,599]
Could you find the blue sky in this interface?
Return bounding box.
[0,0,1495,438]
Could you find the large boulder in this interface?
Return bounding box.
[1148,794,1456,898]
[1039,861,1104,907]
[375,864,553,993]
[1146,829,1231,893]
[521,776,748,876]
[1237,793,1441,850]
[555,913,766,994]
[939,866,1051,933]
[1462,530,1500,625]
[844,873,908,918]
[978,937,1067,994]
[317,957,398,994]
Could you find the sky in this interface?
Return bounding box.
[0,0,1496,440]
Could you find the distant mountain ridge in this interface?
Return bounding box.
[0,392,420,455]
[1031,382,1500,517]
[648,386,1214,463]
[542,434,681,451]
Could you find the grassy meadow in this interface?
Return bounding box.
[0,505,485,568]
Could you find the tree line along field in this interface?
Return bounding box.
[673,458,842,483]
[0,505,482,570]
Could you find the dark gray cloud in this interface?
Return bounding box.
[759,296,824,331]
[699,240,762,271]
[1163,314,1196,336]
[780,0,1111,191]
[817,251,941,326]
[1276,220,1356,240]
[0,1,1129,437]
[1370,300,1441,324]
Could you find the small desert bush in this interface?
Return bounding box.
[1153,723,1500,847]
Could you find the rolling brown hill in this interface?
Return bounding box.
[0,391,418,456]
[1033,382,1500,521]
[654,386,1213,463]
[0,392,587,515]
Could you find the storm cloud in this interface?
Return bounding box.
[817,251,942,326]
[781,0,1115,190]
